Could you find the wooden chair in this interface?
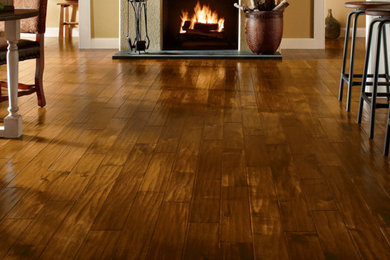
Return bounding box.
[0,0,48,107]
[58,0,78,40]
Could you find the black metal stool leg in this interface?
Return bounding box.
[383,106,390,156]
[385,104,390,156]
[370,21,386,139]
[358,18,378,124]
[384,26,390,101]
[347,11,364,112]
[339,11,355,102]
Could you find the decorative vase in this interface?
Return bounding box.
[245,10,283,55]
[325,9,340,39]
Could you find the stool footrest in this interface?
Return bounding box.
[63,22,78,26]
[362,94,390,109]
[364,92,390,97]
[342,73,388,78]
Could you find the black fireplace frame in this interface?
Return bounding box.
[162,0,239,50]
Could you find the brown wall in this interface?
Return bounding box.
[283,0,314,38]
[47,0,61,28]
[91,0,119,38]
[46,0,320,39]
[47,0,78,30]
[325,0,365,28]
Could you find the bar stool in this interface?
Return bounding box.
[357,8,390,142]
[57,0,78,40]
[385,103,390,155]
[339,1,390,112]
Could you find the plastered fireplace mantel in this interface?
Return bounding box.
[119,0,248,51]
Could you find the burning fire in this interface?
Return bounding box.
[180,2,225,33]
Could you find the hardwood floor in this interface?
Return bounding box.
[0,38,389,259]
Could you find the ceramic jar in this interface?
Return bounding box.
[325,9,340,39]
[245,10,283,55]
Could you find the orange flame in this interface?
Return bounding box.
[180,1,225,33]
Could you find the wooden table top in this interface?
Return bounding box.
[0,9,38,21]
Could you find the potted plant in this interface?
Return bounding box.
[234,0,289,54]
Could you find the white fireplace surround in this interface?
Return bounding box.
[79,0,325,50]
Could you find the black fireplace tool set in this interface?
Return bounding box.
[126,0,150,53]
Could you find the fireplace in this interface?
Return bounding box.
[162,0,239,50]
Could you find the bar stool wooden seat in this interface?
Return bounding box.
[357,8,390,155]
[339,1,390,112]
[57,0,78,39]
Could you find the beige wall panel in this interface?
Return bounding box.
[325,0,365,28]
[113,0,317,40]
[91,0,119,38]
[47,0,61,28]
[283,0,313,38]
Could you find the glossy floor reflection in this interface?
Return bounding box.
[0,38,389,259]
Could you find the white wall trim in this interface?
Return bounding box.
[40,27,79,38]
[313,0,325,49]
[79,0,91,49]
[90,38,119,49]
[281,38,324,49]
[341,27,366,38]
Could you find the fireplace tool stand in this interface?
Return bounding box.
[127,0,150,53]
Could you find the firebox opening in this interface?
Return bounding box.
[163,0,239,50]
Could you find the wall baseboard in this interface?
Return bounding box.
[44,27,79,38]
[340,27,366,38]
[281,38,325,49]
[83,38,325,50]
[90,38,119,49]
[24,27,118,49]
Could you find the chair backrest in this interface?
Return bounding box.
[14,0,48,34]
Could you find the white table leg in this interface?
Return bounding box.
[0,20,22,138]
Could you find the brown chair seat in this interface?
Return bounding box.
[365,8,390,16]
[345,1,390,9]
[0,39,40,65]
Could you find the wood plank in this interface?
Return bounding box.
[285,232,325,260]
[184,133,220,222]
[279,198,316,232]
[223,122,244,150]
[75,231,121,260]
[196,140,223,180]
[312,211,361,259]
[321,166,390,259]
[173,126,202,173]
[221,187,253,244]
[114,191,164,259]
[0,188,26,221]
[252,218,289,260]
[301,179,337,211]
[147,202,190,260]
[222,151,247,187]
[183,223,220,260]
[0,219,31,259]
[164,171,196,203]
[92,144,155,230]
[6,171,69,219]
[244,135,269,167]
[139,152,176,192]
[5,201,73,259]
[48,153,105,201]
[40,166,122,259]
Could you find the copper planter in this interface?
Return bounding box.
[245,11,283,54]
